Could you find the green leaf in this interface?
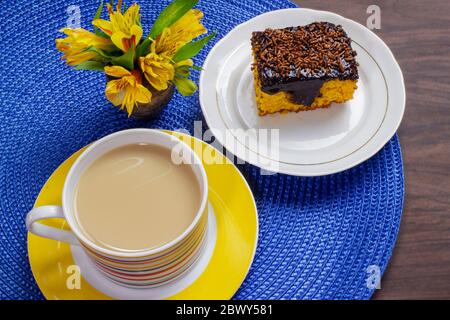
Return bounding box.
[172,31,216,63]
[149,0,198,39]
[135,38,152,58]
[191,65,203,71]
[174,76,198,96]
[111,45,135,70]
[74,61,105,71]
[93,1,104,35]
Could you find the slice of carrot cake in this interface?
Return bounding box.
[251,22,359,116]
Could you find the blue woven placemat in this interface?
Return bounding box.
[0,0,404,300]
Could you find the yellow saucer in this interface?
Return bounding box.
[27,131,258,300]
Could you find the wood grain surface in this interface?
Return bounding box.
[291,0,450,299]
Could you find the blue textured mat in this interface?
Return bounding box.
[0,0,404,299]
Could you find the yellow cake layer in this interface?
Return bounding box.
[253,67,358,116]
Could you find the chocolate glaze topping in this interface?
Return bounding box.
[251,22,359,106]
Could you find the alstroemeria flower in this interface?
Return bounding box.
[138,9,206,92]
[55,28,113,66]
[93,0,142,52]
[154,9,207,58]
[139,45,175,91]
[104,66,151,116]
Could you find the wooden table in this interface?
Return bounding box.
[292,0,450,299]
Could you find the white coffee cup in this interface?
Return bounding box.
[26,129,209,287]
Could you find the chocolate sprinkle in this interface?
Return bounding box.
[251,22,359,93]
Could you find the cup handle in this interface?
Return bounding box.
[26,205,79,246]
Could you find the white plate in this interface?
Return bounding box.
[199,8,405,176]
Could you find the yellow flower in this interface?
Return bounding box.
[93,0,142,52]
[154,9,207,58]
[139,45,175,91]
[138,9,205,92]
[104,66,151,116]
[55,28,113,66]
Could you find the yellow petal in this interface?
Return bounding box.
[154,28,177,57]
[174,59,193,68]
[110,30,127,52]
[135,84,152,104]
[124,90,136,116]
[124,4,141,25]
[66,51,97,66]
[104,66,131,78]
[130,24,143,47]
[55,39,67,51]
[105,80,125,106]
[92,19,113,36]
[178,9,206,38]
